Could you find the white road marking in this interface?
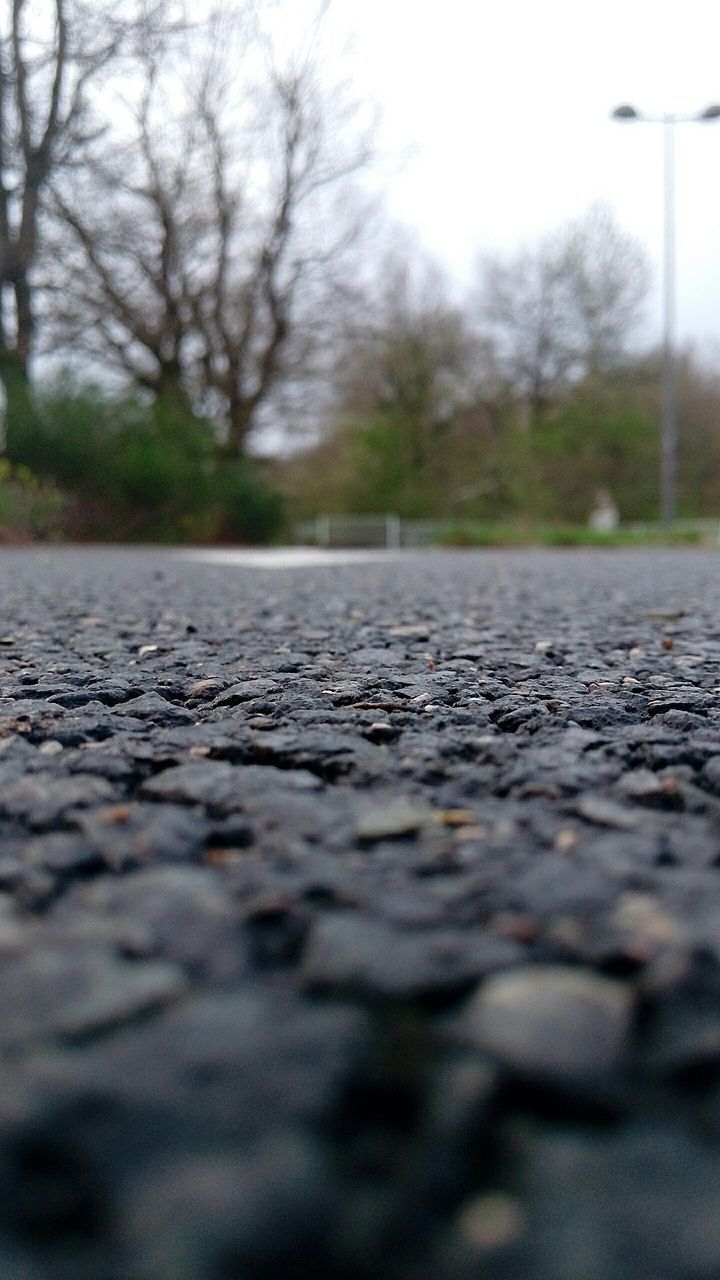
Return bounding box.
[177,547,407,568]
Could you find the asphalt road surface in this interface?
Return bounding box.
[1,546,720,1279]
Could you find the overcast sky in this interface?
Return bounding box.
[322,0,720,346]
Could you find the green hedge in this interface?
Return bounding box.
[5,380,284,543]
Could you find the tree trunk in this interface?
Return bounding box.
[152,365,195,432]
[0,349,35,462]
[221,396,254,459]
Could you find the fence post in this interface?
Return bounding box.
[385,513,401,549]
[316,514,331,547]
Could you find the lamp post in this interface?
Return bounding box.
[611,103,720,528]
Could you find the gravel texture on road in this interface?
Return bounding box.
[2,545,720,1279]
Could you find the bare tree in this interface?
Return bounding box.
[318,244,503,517]
[336,246,494,439]
[479,245,575,422]
[562,204,652,376]
[45,3,375,454]
[0,0,177,450]
[478,203,651,422]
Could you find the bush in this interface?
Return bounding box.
[0,459,66,541]
[521,403,659,523]
[203,460,285,544]
[6,378,284,543]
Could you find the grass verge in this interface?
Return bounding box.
[435,523,708,549]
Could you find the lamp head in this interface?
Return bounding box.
[612,104,639,120]
[700,104,720,120]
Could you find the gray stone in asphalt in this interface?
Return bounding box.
[49,866,248,980]
[0,774,117,828]
[461,966,633,1080]
[302,912,523,999]
[0,943,185,1047]
[113,692,196,725]
[70,803,210,868]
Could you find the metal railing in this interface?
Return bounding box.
[296,514,403,549]
[294,514,720,549]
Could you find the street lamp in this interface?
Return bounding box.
[611,103,720,527]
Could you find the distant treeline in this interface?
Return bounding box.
[282,209,720,529]
[0,3,717,543]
